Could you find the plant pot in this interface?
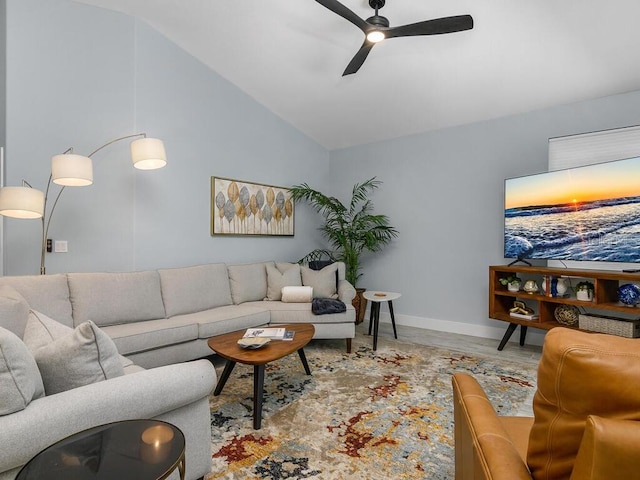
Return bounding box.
[352,288,368,324]
[576,290,593,301]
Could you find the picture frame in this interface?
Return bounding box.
[211,176,294,236]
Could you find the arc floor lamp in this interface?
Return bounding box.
[0,133,167,274]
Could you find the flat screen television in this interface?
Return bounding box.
[504,156,640,263]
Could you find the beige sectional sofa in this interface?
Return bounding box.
[0,261,355,480]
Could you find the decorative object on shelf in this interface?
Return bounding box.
[541,276,570,297]
[509,300,538,320]
[499,275,522,292]
[211,177,294,237]
[617,283,640,306]
[0,133,167,275]
[523,280,539,294]
[289,177,398,323]
[575,281,595,301]
[554,305,580,326]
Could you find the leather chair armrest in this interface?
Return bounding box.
[570,416,640,480]
[452,372,532,480]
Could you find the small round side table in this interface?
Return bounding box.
[16,419,185,480]
[362,291,401,351]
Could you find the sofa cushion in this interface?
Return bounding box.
[158,263,233,317]
[243,300,355,324]
[266,263,302,301]
[68,271,166,327]
[527,327,640,480]
[0,285,30,338]
[0,327,45,415]
[171,305,270,339]
[101,317,199,355]
[228,262,269,304]
[301,263,339,299]
[0,274,73,327]
[32,320,124,395]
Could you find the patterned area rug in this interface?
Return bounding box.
[206,333,538,479]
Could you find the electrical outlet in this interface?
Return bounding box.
[54,240,68,253]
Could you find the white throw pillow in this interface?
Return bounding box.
[33,320,124,395]
[0,285,31,338]
[0,327,45,415]
[281,286,313,303]
[266,263,302,301]
[301,263,339,299]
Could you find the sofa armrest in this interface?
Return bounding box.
[0,359,216,472]
[338,279,356,304]
[570,416,640,480]
[452,372,532,480]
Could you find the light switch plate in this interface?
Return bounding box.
[54,240,68,253]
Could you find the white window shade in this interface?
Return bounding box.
[549,125,640,171]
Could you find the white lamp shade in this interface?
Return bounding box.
[130,137,167,170]
[52,154,93,186]
[0,186,45,219]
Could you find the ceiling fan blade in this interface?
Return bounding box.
[386,15,473,39]
[315,0,369,32]
[343,41,374,76]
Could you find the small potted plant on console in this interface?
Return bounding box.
[575,281,595,301]
[499,275,522,292]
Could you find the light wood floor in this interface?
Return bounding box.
[355,321,542,367]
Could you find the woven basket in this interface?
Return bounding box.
[578,314,640,338]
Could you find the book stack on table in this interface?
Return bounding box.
[243,328,295,341]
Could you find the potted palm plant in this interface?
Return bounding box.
[289,177,398,322]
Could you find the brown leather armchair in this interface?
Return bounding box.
[452,327,640,480]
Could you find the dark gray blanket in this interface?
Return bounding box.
[312,298,346,315]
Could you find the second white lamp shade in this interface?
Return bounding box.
[52,154,93,187]
[130,137,167,170]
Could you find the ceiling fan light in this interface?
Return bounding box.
[366,30,385,43]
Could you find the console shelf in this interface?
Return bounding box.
[489,265,640,350]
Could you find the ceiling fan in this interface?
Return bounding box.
[316,0,474,76]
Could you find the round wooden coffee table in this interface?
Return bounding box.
[207,323,315,429]
[16,419,185,480]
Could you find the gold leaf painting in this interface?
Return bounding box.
[211,177,294,236]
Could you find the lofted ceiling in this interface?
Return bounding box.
[75,0,640,150]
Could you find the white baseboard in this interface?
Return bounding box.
[368,311,546,347]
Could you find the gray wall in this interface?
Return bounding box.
[4,0,327,275]
[329,90,640,343]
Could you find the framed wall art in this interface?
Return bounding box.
[211,177,294,236]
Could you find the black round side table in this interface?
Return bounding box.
[16,419,185,480]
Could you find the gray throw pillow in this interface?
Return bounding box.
[301,263,339,299]
[0,327,45,415]
[0,285,31,338]
[33,320,124,395]
[228,263,269,304]
[23,310,74,353]
[266,263,302,300]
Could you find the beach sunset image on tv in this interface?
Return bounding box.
[504,156,640,262]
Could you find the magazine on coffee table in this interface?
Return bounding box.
[243,328,294,340]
